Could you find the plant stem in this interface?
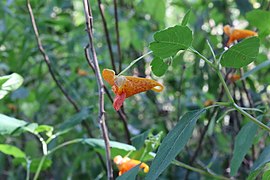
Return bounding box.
[173,160,230,180]
[188,47,216,70]
[216,71,235,103]
[233,103,270,132]
[117,51,153,76]
[33,156,46,180]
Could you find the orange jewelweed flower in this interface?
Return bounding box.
[223,25,258,47]
[228,73,241,83]
[204,100,214,107]
[113,155,149,176]
[102,69,164,111]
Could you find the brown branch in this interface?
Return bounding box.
[27,0,79,112]
[97,0,117,72]
[83,0,113,179]
[113,0,123,72]
[26,0,107,172]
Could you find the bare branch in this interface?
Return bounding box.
[113,0,123,72]
[83,0,113,179]
[97,0,117,72]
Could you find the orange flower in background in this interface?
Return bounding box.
[113,155,149,176]
[228,73,241,83]
[102,69,164,111]
[223,25,258,47]
[204,100,214,107]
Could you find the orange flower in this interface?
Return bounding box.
[76,68,88,76]
[204,100,214,107]
[223,25,258,47]
[102,69,164,111]
[228,73,241,83]
[113,155,149,176]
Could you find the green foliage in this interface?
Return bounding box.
[150,57,169,77]
[181,9,191,26]
[150,25,193,58]
[0,73,23,99]
[220,37,259,68]
[251,145,270,171]
[0,144,26,158]
[146,109,205,179]
[230,122,258,176]
[0,114,37,135]
[246,10,270,36]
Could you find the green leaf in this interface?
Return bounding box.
[150,25,193,59]
[83,138,136,158]
[0,114,38,135]
[35,125,54,137]
[220,37,259,68]
[0,144,26,158]
[263,170,270,180]
[241,60,270,80]
[181,9,191,26]
[251,145,270,171]
[57,107,92,135]
[145,109,205,180]
[230,122,258,176]
[0,73,23,99]
[116,164,140,180]
[246,10,270,35]
[150,57,169,77]
[131,130,151,150]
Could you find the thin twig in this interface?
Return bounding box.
[113,0,123,72]
[27,0,79,112]
[97,0,117,72]
[83,1,113,179]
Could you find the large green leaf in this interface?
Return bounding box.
[0,144,26,158]
[220,37,259,68]
[145,109,205,180]
[0,73,23,99]
[116,164,140,180]
[150,57,169,77]
[230,122,258,176]
[251,145,270,171]
[150,25,193,59]
[0,114,38,135]
[246,10,270,35]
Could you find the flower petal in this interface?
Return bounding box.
[102,69,115,86]
[113,92,126,111]
[123,76,164,98]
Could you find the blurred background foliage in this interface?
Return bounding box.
[0,0,270,179]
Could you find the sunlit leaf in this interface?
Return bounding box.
[220,37,259,68]
[0,114,38,135]
[145,109,205,180]
[230,122,258,176]
[0,73,23,99]
[150,25,193,59]
[0,144,26,158]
